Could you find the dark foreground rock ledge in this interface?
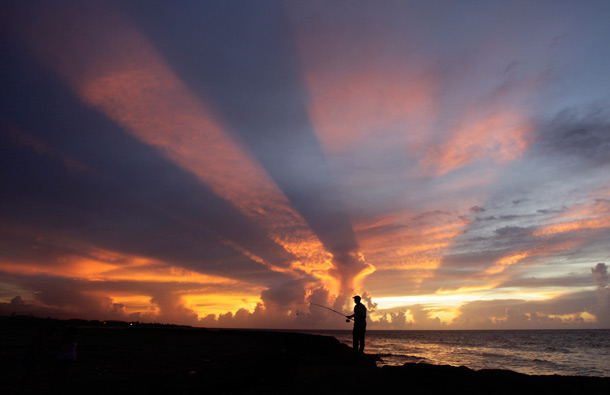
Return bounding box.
[2,316,608,394]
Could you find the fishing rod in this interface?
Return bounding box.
[298,302,353,322]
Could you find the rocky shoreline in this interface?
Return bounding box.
[2,316,608,394]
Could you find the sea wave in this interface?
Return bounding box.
[308,329,610,377]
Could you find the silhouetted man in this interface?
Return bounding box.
[346,295,367,355]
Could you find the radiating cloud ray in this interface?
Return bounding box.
[287,1,533,293]
[5,0,309,271]
[2,0,610,328]
[121,1,369,294]
[0,40,293,286]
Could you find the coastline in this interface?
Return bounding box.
[302,328,610,376]
[3,316,608,394]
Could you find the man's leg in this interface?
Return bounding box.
[353,327,365,354]
[357,330,365,354]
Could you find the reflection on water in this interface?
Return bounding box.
[304,329,610,377]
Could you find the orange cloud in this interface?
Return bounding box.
[13,3,335,291]
[288,2,438,159]
[355,211,469,282]
[290,6,532,181]
[0,239,269,319]
[485,252,530,275]
[436,283,502,294]
[104,294,154,315]
[420,110,532,176]
[485,237,585,276]
[478,193,610,277]
[182,293,262,318]
[0,249,241,286]
[290,9,533,295]
[304,65,437,155]
[533,199,610,236]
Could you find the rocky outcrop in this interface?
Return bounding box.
[2,317,608,394]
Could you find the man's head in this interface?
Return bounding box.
[353,295,361,303]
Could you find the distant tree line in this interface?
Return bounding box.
[1,314,192,328]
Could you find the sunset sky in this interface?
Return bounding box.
[1,0,609,329]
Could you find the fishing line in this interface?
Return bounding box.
[296,302,353,322]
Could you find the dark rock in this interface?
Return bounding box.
[2,316,608,394]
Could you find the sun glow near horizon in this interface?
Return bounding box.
[1,1,609,329]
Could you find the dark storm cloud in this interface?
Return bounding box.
[0,35,293,285]
[591,263,610,326]
[474,213,539,223]
[119,1,364,287]
[532,107,610,166]
[493,226,530,237]
[475,210,536,223]
[260,279,307,309]
[0,232,78,266]
[592,263,609,287]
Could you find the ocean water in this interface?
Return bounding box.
[305,329,610,377]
